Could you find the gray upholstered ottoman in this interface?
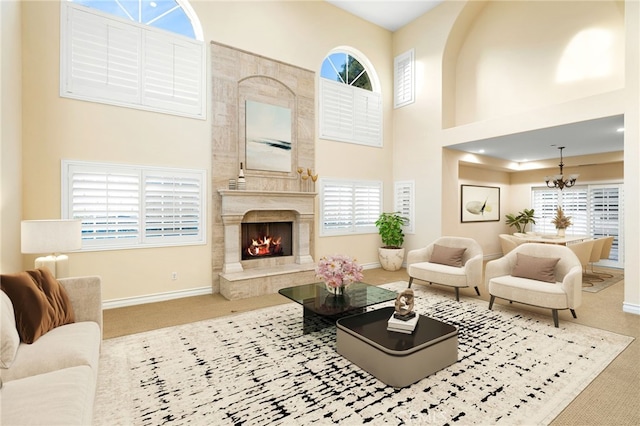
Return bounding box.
[336,306,457,387]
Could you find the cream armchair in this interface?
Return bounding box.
[407,236,483,301]
[485,243,582,327]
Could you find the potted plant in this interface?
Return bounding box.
[551,206,572,236]
[504,208,536,234]
[375,212,409,271]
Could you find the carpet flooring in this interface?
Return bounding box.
[93,281,633,425]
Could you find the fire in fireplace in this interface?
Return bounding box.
[242,222,293,260]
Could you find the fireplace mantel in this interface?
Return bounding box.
[218,190,316,217]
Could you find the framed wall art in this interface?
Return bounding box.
[461,185,500,222]
[245,100,292,173]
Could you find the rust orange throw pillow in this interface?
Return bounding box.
[0,268,75,344]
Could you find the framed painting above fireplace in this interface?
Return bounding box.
[245,100,292,173]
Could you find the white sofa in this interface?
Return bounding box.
[1,275,102,425]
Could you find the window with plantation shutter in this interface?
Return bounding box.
[320,179,382,236]
[319,49,382,147]
[531,184,623,268]
[61,1,205,119]
[531,187,587,235]
[394,49,414,108]
[62,160,206,250]
[394,181,414,234]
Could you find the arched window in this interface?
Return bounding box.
[321,52,373,91]
[70,0,203,40]
[60,0,205,119]
[319,48,382,147]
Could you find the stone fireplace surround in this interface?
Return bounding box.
[211,41,316,300]
[218,190,316,300]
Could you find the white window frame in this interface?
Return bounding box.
[60,2,206,119]
[394,180,414,234]
[394,49,415,108]
[319,178,382,236]
[62,160,207,250]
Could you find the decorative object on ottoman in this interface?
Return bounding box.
[388,289,418,334]
[315,254,363,295]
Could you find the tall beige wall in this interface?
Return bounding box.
[18,1,393,302]
[1,0,22,274]
[453,0,625,125]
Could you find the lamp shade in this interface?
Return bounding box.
[21,220,83,254]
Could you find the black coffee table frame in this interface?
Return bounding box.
[278,282,398,333]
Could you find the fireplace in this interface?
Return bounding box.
[218,190,315,274]
[242,222,293,260]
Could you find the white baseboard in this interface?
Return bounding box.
[103,286,212,310]
[623,301,640,316]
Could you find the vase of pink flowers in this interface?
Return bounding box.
[315,254,364,296]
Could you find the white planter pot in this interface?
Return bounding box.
[378,247,405,271]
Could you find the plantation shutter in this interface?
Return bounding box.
[394,181,414,233]
[559,188,589,236]
[143,31,204,116]
[353,88,382,147]
[62,5,141,103]
[320,79,382,147]
[67,166,141,246]
[144,172,203,241]
[354,182,382,231]
[590,185,622,263]
[320,179,381,235]
[394,49,414,108]
[320,181,354,233]
[531,189,560,234]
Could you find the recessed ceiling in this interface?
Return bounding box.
[324,0,443,32]
[447,115,625,163]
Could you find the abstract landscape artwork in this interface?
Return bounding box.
[245,100,292,172]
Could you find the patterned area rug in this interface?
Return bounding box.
[93,282,633,425]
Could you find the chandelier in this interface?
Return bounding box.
[544,146,579,190]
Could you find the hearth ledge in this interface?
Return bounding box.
[219,264,317,300]
[220,263,316,281]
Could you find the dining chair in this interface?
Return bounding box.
[592,236,616,279]
[568,239,596,287]
[585,237,607,283]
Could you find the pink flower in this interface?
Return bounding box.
[315,254,364,289]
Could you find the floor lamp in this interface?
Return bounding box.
[21,220,82,278]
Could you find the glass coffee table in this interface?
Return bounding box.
[278,282,398,333]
